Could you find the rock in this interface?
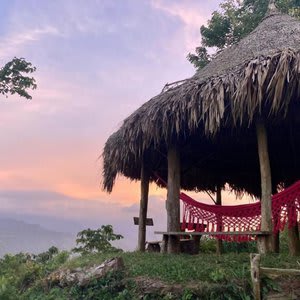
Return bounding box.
[45,257,124,288]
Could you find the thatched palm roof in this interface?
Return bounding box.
[102,10,300,196]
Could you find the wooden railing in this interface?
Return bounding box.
[250,253,300,300]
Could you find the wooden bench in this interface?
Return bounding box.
[153,224,202,254]
[155,231,271,254]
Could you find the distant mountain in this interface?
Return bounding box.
[0,218,75,257]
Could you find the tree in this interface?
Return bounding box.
[33,246,60,263]
[72,225,124,255]
[188,0,300,70]
[187,47,211,70]
[0,57,36,99]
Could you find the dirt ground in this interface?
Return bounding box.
[266,277,300,300]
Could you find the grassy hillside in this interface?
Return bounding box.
[0,245,299,299]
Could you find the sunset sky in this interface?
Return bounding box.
[0,0,254,249]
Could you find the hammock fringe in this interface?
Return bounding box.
[181,180,300,242]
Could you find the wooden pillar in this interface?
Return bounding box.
[272,211,280,253]
[256,121,274,253]
[273,231,280,253]
[288,222,300,256]
[216,185,223,255]
[250,253,261,300]
[167,145,181,253]
[137,162,150,252]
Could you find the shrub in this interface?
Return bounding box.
[72,225,123,255]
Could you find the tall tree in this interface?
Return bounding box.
[0,57,36,99]
[188,0,300,70]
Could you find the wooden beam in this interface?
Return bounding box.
[167,145,181,253]
[256,120,274,253]
[155,231,270,236]
[133,217,153,226]
[137,161,150,252]
[260,267,300,277]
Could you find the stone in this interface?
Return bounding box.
[45,257,124,288]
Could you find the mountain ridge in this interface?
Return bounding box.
[0,218,75,256]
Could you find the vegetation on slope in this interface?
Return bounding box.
[0,226,299,299]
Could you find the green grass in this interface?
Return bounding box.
[63,250,299,285]
[1,239,299,299]
[56,251,299,299]
[123,252,249,283]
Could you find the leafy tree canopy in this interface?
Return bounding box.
[72,225,124,255]
[188,0,300,70]
[0,57,37,99]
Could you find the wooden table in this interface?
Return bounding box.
[155,231,271,254]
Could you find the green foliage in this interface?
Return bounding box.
[123,252,252,283]
[34,246,59,264]
[187,47,211,70]
[199,238,257,254]
[188,0,300,70]
[0,247,70,299]
[209,268,227,282]
[261,276,280,298]
[0,241,298,299]
[222,241,257,253]
[72,224,123,255]
[201,9,232,48]
[0,275,18,300]
[207,283,252,300]
[68,271,133,300]
[277,227,290,253]
[276,0,300,15]
[0,57,36,99]
[21,286,69,300]
[199,238,216,253]
[44,250,70,272]
[0,253,42,298]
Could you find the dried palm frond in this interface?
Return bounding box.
[102,12,300,194]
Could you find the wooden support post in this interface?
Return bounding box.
[137,162,150,252]
[250,253,261,300]
[273,231,280,253]
[287,202,300,256]
[161,235,168,253]
[193,236,200,254]
[216,185,223,255]
[288,222,300,256]
[256,121,274,253]
[167,145,181,253]
[273,212,280,253]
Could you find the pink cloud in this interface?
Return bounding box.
[151,0,221,53]
[0,26,60,60]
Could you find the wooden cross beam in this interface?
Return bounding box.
[133,217,154,226]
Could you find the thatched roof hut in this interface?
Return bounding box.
[103,9,300,195]
[102,3,300,253]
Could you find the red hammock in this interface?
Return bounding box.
[181,181,300,242]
